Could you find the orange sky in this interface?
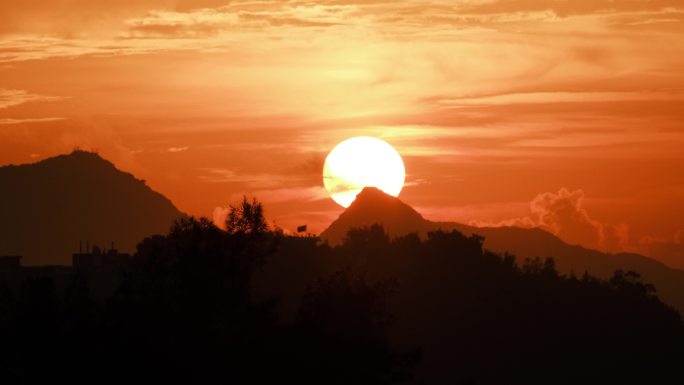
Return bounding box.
[1,1,683,265]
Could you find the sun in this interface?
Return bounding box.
[323,136,406,208]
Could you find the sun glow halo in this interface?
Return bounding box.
[323,136,405,207]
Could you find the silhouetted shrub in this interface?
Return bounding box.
[1,219,682,385]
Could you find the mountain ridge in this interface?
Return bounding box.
[0,150,184,265]
[321,187,684,314]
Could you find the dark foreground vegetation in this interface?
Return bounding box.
[1,199,683,384]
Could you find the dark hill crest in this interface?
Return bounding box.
[320,187,425,242]
[320,187,684,314]
[0,150,184,265]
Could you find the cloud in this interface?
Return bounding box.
[0,89,63,109]
[123,3,359,38]
[167,146,189,152]
[3,0,681,37]
[198,168,271,185]
[527,188,603,247]
[628,18,681,26]
[212,205,229,230]
[435,91,684,108]
[638,230,684,269]
[602,223,631,254]
[2,0,680,63]
[476,188,630,252]
[232,186,329,204]
[454,0,684,18]
[197,167,319,189]
[0,90,66,127]
[0,117,64,125]
[125,8,240,37]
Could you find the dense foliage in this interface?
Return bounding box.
[1,203,682,384]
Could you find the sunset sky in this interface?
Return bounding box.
[1,1,683,265]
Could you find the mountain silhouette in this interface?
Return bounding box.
[0,151,183,265]
[321,187,684,313]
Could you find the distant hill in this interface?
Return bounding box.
[0,151,184,265]
[321,187,684,314]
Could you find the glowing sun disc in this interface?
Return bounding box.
[323,136,405,207]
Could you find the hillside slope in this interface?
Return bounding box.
[321,187,684,313]
[0,151,183,265]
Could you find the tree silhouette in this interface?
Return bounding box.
[291,269,417,385]
[226,196,269,235]
[0,214,683,385]
[609,269,657,296]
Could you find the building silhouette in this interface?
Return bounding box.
[0,243,130,300]
[72,243,130,271]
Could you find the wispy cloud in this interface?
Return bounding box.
[1,1,681,62]
[0,89,63,109]
[0,117,64,125]
[124,3,359,37]
[197,167,315,189]
[231,186,328,204]
[435,91,684,108]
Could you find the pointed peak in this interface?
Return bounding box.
[0,150,115,175]
[352,186,401,204]
[11,150,119,177]
[357,186,386,195]
[343,187,421,218]
[343,188,419,220]
[17,150,111,167]
[320,187,427,244]
[61,149,110,164]
[67,149,104,158]
[0,150,183,266]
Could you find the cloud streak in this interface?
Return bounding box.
[0,89,63,109]
[167,146,189,152]
[0,117,64,125]
[1,1,681,62]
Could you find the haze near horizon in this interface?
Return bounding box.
[1,0,683,266]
